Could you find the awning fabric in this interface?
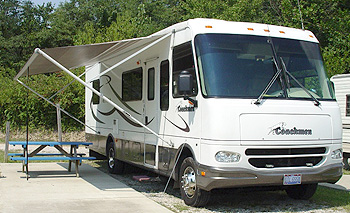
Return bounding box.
[15,35,163,79]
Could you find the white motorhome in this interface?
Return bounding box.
[331,74,350,169]
[16,19,343,207]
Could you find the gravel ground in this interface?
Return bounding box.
[88,160,347,213]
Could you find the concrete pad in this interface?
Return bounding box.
[320,174,350,192]
[0,163,172,213]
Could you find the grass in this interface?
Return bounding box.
[343,169,350,175]
[313,186,350,211]
[0,150,18,163]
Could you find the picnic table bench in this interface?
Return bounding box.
[8,141,96,178]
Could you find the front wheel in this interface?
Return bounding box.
[106,142,124,174]
[285,183,318,200]
[179,157,210,207]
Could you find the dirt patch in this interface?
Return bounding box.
[0,130,85,142]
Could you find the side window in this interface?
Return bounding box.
[346,95,350,117]
[160,60,169,111]
[122,67,143,101]
[148,68,155,101]
[173,42,198,98]
[92,79,100,104]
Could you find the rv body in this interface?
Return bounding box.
[331,74,350,169]
[85,19,342,205]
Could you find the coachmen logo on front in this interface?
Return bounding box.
[268,122,312,136]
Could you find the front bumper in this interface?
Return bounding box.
[196,163,343,191]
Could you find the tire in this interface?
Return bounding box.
[285,183,318,200]
[343,155,350,170]
[179,157,210,207]
[106,142,124,174]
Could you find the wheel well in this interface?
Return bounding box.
[174,145,195,182]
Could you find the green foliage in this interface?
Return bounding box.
[0,0,349,131]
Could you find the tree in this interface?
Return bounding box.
[1,0,349,131]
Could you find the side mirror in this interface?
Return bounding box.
[177,70,198,108]
[178,70,193,96]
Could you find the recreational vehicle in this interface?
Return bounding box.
[331,74,350,170]
[16,19,343,207]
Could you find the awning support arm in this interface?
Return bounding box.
[14,51,40,80]
[16,79,99,134]
[92,32,172,81]
[35,49,170,146]
[48,69,89,101]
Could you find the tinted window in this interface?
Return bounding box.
[148,68,155,100]
[195,34,334,100]
[122,67,143,101]
[92,79,100,104]
[173,42,198,97]
[160,60,169,111]
[347,95,350,116]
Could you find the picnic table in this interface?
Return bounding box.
[8,141,96,178]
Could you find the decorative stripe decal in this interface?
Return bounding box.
[102,75,141,115]
[89,75,154,128]
[115,109,142,127]
[164,115,190,132]
[90,99,105,124]
[98,107,117,116]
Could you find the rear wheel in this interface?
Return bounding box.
[285,183,318,200]
[106,142,124,174]
[179,157,210,207]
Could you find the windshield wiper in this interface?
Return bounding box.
[280,58,320,106]
[254,39,285,105]
[254,39,320,106]
[254,61,283,105]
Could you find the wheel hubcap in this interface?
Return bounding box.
[108,148,115,169]
[181,166,196,198]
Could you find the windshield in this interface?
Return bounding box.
[195,34,335,100]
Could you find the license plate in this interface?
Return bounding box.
[283,174,301,185]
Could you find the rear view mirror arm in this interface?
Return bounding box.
[184,96,198,108]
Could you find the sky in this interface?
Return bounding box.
[31,0,67,7]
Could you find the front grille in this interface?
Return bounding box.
[246,147,326,168]
[248,157,323,168]
[245,147,326,156]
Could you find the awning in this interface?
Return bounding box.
[15,34,164,79]
[13,32,173,146]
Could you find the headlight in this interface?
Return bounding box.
[215,151,241,163]
[331,149,343,159]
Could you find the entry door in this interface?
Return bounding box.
[144,60,159,168]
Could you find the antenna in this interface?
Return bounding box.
[297,0,305,30]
